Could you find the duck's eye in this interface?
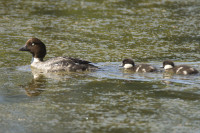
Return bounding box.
[32,43,35,46]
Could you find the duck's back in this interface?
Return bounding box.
[133,64,156,72]
[174,65,198,75]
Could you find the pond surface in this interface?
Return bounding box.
[0,0,200,133]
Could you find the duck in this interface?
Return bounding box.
[19,38,98,72]
[162,60,199,75]
[121,58,157,72]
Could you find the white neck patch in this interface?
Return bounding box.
[124,64,133,69]
[164,65,173,70]
[33,58,41,63]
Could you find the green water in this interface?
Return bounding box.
[0,0,200,133]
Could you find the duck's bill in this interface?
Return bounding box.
[19,46,28,51]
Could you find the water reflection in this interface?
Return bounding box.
[19,61,199,98]
[162,70,200,85]
[162,72,174,84]
[24,68,74,97]
[24,74,46,97]
[148,90,200,101]
[1,62,199,133]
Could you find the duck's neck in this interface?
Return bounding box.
[124,64,133,69]
[164,65,173,70]
[32,57,43,63]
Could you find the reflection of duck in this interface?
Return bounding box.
[24,74,46,97]
[162,60,199,75]
[24,69,75,97]
[121,59,157,72]
[19,38,98,73]
[162,72,173,85]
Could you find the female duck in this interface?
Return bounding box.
[19,38,98,72]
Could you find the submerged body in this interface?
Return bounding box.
[19,38,98,72]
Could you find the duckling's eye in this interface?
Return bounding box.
[32,43,35,46]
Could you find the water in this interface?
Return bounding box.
[0,0,200,133]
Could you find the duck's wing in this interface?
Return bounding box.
[65,57,92,64]
[46,57,98,72]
